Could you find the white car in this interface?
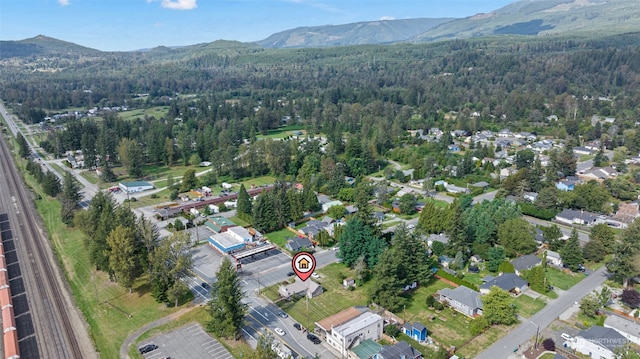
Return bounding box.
[274,327,285,336]
[407,224,415,229]
[311,272,320,279]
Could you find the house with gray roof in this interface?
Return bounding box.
[285,236,313,252]
[480,273,528,295]
[555,208,599,226]
[376,341,422,359]
[511,254,542,276]
[605,314,640,345]
[437,286,483,317]
[569,326,627,359]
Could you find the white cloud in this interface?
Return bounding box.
[379,16,395,20]
[58,0,71,6]
[161,0,197,10]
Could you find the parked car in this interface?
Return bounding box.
[311,272,320,279]
[293,323,302,331]
[139,344,159,354]
[307,333,321,344]
[278,311,288,318]
[287,271,295,276]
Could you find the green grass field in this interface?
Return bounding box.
[546,268,585,290]
[118,106,169,121]
[255,125,306,140]
[514,295,546,318]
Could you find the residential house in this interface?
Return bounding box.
[451,130,467,138]
[546,250,563,267]
[470,254,483,263]
[278,278,323,299]
[325,311,384,357]
[604,314,640,345]
[437,286,483,317]
[613,202,640,226]
[372,212,386,223]
[375,341,423,359]
[555,209,599,226]
[511,254,542,276]
[316,307,368,339]
[445,183,470,194]
[573,147,595,156]
[579,167,618,182]
[322,200,344,212]
[528,140,554,153]
[427,233,449,246]
[448,144,461,152]
[556,178,578,191]
[500,167,517,179]
[349,339,382,359]
[300,219,335,239]
[569,326,627,359]
[401,322,427,342]
[439,255,453,268]
[285,236,313,252]
[498,129,512,137]
[523,192,539,203]
[480,273,528,295]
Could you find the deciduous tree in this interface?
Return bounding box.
[482,286,517,325]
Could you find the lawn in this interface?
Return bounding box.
[274,263,372,331]
[256,126,306,140]
[539,354,556,359]
[11,152,192,358]
[118,106,170,121]
[79,170,99,185]
[265,227,297,249]
[514,295,546,318]
[546,267,585,290]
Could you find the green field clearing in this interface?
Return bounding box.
[79,170,99,185]
[118,106,169,120]
[255,125,306,140]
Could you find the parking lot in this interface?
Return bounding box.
[140,323,233,359]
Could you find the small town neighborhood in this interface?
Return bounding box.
[3,8,640,357]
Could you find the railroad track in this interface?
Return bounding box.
[0,134,85,358]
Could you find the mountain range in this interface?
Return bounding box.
[1,0,640,56]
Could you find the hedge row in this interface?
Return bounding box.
[435,269,479,292]
[519,201,559,221]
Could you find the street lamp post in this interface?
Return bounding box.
[531,321,540,349]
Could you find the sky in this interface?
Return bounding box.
[1,0,516,51]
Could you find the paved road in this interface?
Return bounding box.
[475,266,609,359]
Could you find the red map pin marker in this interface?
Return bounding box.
[292,252,316,281]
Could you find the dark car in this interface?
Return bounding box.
[293,323,302,331]
[139,344,158,354]
[306,333,321,344]
[287,271,295,276]
[201,282,210,289]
